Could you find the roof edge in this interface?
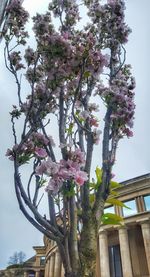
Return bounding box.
[120,173,150,186]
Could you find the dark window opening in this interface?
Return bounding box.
[28,271,35,277]
[109,245,123,277]
[40,256,45,265]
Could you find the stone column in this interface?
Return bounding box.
[141,221,150,274]
[99,231,110,277]
[48,258,51,276]
[49,253,55,276]
[35,271,40,277]
[24,272,28,277]
[54,251,61,277]
[61,263,65,277]
[118,227,133,277]
[45,259,50,277]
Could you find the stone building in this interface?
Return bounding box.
[0,247,45,277]
[98,173,150,277]
[23,247,45,277]
[0,266,24,277]
[43,173,150,277]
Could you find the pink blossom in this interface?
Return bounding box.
[93,129,102,145]
[71,148,86,166]
[25,141,34,151]
[46,178,63,194]
[35,161,48,175]
[5,148,13,157]
[88,103,99,112]
[59,143,67,149]
[31,132,56,147]
[62,32,69,40]
[89,118,99,127]
[79,110,89,120]
[59,167,74,179]
[74,171,88,186]
[67,160,81,171]
[5,148,14,161]
[36,158,59,175]
[34,147,47,158]
[124,128,133,138]
[24,47,36,66]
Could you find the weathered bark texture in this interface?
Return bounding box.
[79,214,98,277]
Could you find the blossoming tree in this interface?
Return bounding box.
[4,0,135,276]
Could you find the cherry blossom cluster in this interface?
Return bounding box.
[97,65,135,137]
[35,148,88,193]
[6,132,55,162]
[86,0,131,48]
[74,100,102,144]
[49,0,80,29]
[19,18,109,126]
[5,0,29,43]
[24,46,37,66]
[5,0,135,195]
[31,6,109,86]
[32,12,53,39]
[9,51,25,71]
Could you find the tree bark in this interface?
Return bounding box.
[79,213,97,277]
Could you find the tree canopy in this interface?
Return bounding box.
[4,0,135,276]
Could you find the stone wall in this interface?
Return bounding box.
[0,267,24,277]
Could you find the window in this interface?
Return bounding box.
[144,195,150,211]
[122,199,137,217]
[104,205,115,214]
[109,245,123,277]
[40,256,45,265]
[28,273,35,277]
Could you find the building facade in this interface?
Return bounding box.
[44,173,150,277]
[23,247,45,277]
[98,173,150,277]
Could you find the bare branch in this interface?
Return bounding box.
[40,120,56,162]
[14,159,64,240]
[27,172,34,201]
[59,87,67,159]
[36,193,44,208]
[69,196,80,271]
[5,43,22,105]
[11,115,17,145]
[14,170,58,241]
[93,107,112,217]
[32,175,40,207]
[48,193,58,230]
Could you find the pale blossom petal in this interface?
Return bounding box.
[74,171,88,186]
[34,147,47,158]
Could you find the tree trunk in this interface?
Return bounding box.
[64,269,96,277]
[63,268,80,276]
[62,214,97,277]
[79,213,98,277]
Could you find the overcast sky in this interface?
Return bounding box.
[0,0,150,269]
